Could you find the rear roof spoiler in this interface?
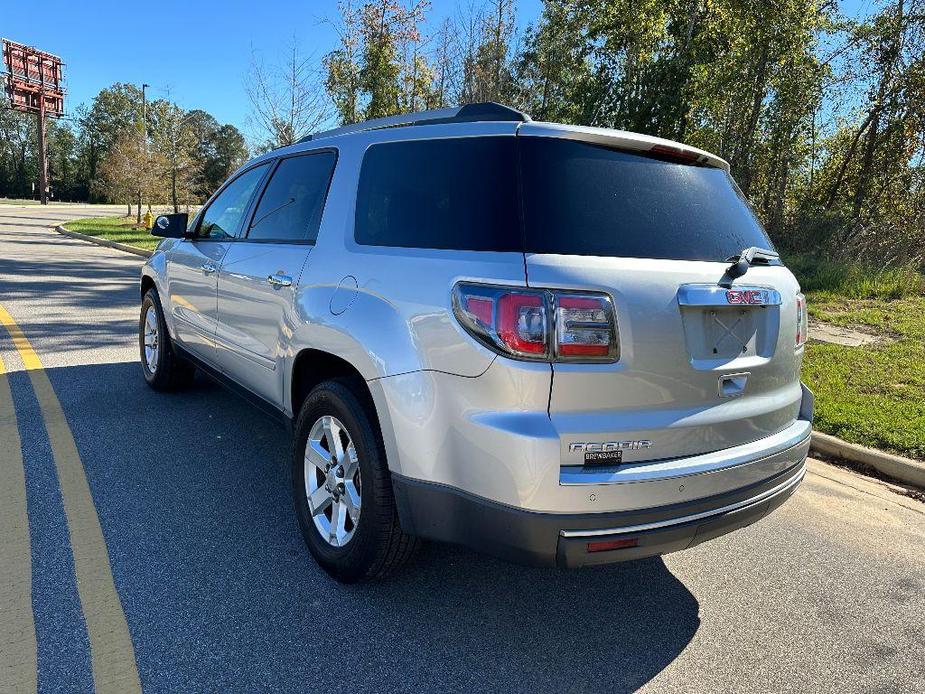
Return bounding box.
[518,122,730,172]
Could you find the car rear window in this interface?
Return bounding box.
[519,137,774,262]
[354,137,520,252]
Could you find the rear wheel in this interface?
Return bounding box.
[292,379,419,582]
[140,289,195,391]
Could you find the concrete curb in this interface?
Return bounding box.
[54,224,153,258]
[811,431,925,489]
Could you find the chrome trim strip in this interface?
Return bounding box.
[559,463,806,538]
[560,420,811,486]
[677,284,782,307]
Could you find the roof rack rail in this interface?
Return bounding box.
[299,102,530,143]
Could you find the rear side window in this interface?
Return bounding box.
[248,151,336,243]
[520,137,773,262]
[354,137,520,252]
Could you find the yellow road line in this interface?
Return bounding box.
[0,305,141,694]
[0,352,38,694]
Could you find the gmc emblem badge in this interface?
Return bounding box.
[725,289,767,305]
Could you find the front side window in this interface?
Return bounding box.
[198,163,269,239]
[247,151,337,243]
[354,137,520,252]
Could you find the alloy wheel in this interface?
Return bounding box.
[304,415,362,547]
[143,305,159,373]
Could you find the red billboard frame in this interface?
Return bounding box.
[2,38,65,116]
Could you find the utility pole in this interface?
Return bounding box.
[37,87,48,204]
[137,82,149,224]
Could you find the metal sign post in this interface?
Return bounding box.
[2,39,66,205]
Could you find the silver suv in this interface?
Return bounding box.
[140,103,812,582]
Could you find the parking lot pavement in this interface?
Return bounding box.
[1,205,924,694]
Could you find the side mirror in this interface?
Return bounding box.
[152,213,189,238]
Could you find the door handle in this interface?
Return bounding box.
[200,263,216,274]
[267,273,292,287]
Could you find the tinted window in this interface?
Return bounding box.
[355,137,519,252]
[198,164,269,239]
[248,151,336,242]
[520,138,773,262]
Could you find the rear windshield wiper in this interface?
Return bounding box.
[720,246,779,287]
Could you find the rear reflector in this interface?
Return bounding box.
[465,296,494,327]
[587,538,639,553]
[795,293,808,347]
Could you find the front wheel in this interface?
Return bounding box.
[139,289,195,391]
[292,378,419,582]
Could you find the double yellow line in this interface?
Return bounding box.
[0,304,141,694]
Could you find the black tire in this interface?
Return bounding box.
[292,378,419,583]
[139,288,196,391]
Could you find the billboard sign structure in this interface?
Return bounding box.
[2,39,66,203]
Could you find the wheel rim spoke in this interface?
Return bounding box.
[343,443,359,479]
[329,500,343,543]
[342,481,361,523]
[305,439,331,471]
[307,485,333,517]
[323,416,345,463]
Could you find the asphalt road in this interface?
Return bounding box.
[1,205,923,694]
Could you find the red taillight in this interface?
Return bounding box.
[795,293,808,347]
[497,293,547,355]
[453,283,618,363]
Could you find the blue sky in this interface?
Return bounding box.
[2,0,541,136]
[4,0,870,138]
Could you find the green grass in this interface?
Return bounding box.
[63,215,161,251]
[802,293,925,460]
[0,197,42,205]
[787,254,925,300]
[785,256,925,459]
[0,198,89,206]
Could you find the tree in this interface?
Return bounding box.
[77,83,144,194]
[95,130,162,217]
[0,108,36,198]
[246,40,332,150]
[206,125,249,195]
[325,0,364,125]
[514,2,595,123]
[460,0,518,104]
[427,17,458,108]
[46,120,80,201]
[325,0,433,123]
[149,100,199,212]
[181,110,246,197]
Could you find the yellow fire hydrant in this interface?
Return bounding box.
[143,209,154,229]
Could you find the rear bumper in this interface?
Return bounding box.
[392,440,808,568]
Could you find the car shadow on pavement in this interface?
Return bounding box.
[33,361,700,694]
